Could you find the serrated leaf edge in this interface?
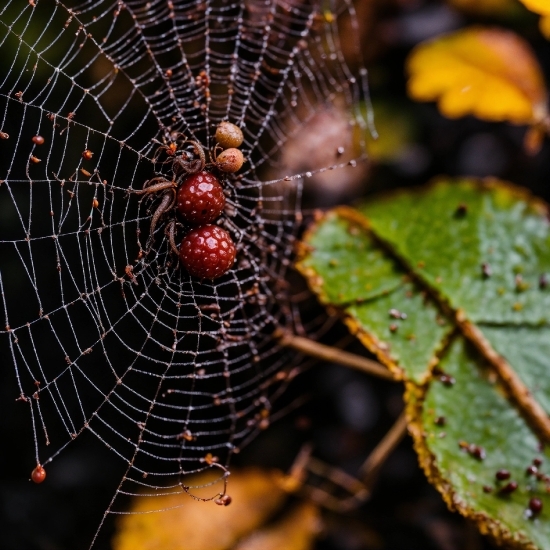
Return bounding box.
[406,381,539,550]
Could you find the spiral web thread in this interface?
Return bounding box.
[0,0,370,541]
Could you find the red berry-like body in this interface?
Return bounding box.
[31,465,46,484]
[529,497,543,515]
[180,225,236,279]
[177,172,225,225]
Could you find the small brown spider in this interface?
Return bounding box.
[152,135,206,177]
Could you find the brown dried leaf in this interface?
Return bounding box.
[112,468,287,550]
[233,503,321,550]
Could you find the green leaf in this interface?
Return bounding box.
[410,335,550,549]
[297,178,550,548]
[296,208,453,383]
[346,281,453,383]
[358,179,550,441]
[297,208,402,305]
[480,325,550,416]
[360,179,550,324]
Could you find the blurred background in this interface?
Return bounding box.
[1,0,550,548]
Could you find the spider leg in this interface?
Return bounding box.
[146,189,176,250]
[173,140,206,175]
[165,219,181,257]
[135,178,177,195]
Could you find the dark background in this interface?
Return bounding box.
[1,0,550,549]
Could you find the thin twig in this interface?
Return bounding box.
[283,444,370,512]
[308,457,370,502]
[276,330,395,381]
[360,410,408,484]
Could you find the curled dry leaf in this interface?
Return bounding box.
[112,468,288,550]
[406,27,548,126]
[233,503,320,550]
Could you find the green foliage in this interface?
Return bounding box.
[298,209,452,383]
[416,337,550,549]
[297,178,550,548]
[360,179,550,324]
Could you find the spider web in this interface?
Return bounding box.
[0,0,370,543]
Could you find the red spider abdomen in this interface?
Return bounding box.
[177,171,225,225]
[179,225,236,279]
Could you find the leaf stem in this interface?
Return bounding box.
[360,410,408,483]
[275,330,396,381]
[284,443,370,512]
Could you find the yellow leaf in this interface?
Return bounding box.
[540,14,550,38]
[518,0,550,15]
[112,468,287,550]
[406,27,548,125]
[233,503,321,550]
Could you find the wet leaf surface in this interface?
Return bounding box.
[479,325,550,416]
[296,209,453,383]
[298,178,550,548]
[360,179,550,325]
[409,336,550,550]
[297,208,402,306]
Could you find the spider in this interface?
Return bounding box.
[131,123,244,272]
[132,137,207,252]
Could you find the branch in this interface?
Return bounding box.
[360,410,408,484]
[276,330,396,381]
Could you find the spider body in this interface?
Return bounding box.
[179,225,236,279]
[152,137,206,176]
[132,123,242,265]
[216,148,244,173]
[214,121,243,149]
[177,172,225,225]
